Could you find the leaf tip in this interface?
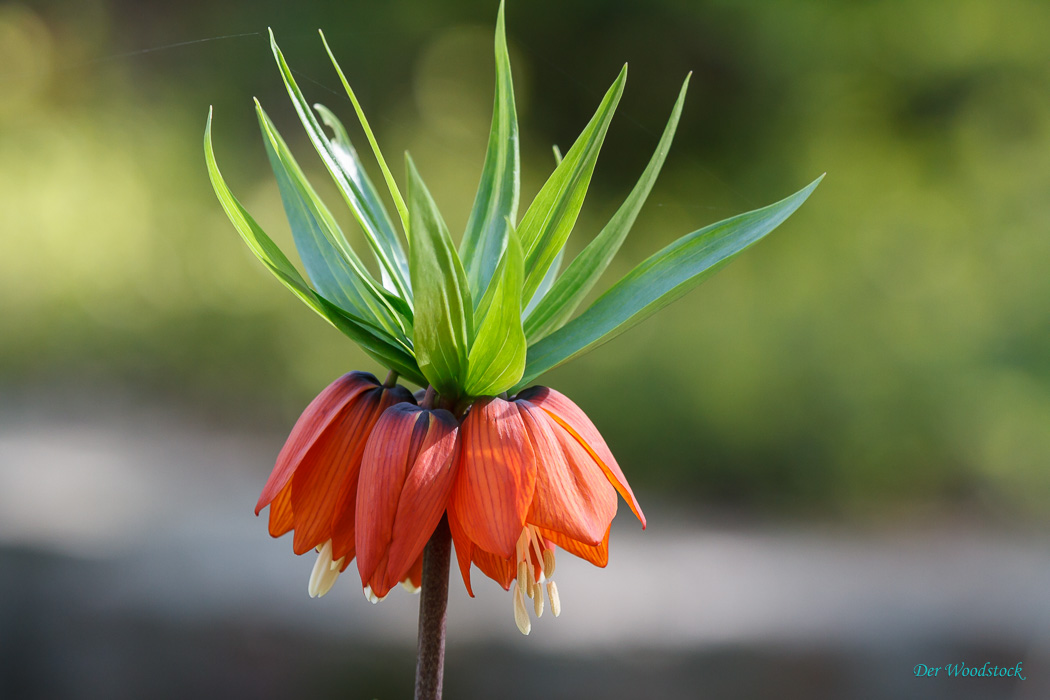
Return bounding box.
[204,108,214,146]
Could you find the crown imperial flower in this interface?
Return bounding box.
[207,0,818,693]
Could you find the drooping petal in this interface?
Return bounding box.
[517,386,645,528]
[539,525,611,568]
[448,506,476,597]
[256,372,378,514]
[450,397,537,559]
[404,552,424,591]
[356,404,460,592]
[355,403,428,588]
[472,547,515,591]
[291,384,413,554]
[517,400,616,546]
[329,471,359,562]
[367,554,393,599]
[384,410,460,590]
[268,482,294,537]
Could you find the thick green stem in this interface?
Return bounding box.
[414,516,451,700]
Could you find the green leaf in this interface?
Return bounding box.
[524,74,690,343]
[319,30,410,236]
[513,175,825,391]
[256,102,408,341]
[314,102,410,301]
[523,247,563,318]
[205,109,425,386]
[268,29,412,304]
[517,65,627,305]
[464,219,526,397]
[460,0,520,309]
[406,155,474,398]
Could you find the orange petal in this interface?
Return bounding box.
[405,552,424,589]
[384,410,460,590]
[472,547,515,591]
[267,481,294,537]
[368,553,393,599]
[518,386,646,528]
[448,506,476,597]
[291,385,412,555]
[329,476,358,563]
[539,525,611,568]
[256,372,378,514]
[518,401,617,546]
[450,398,536,559]
[354,403,427,587]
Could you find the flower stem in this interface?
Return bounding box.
[414,515,451,700]
[421,385,437,409]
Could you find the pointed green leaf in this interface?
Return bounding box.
[268,30,412,304]
[517,65,626,305]
[319,30,410,235]
[523,247,563,318]
[460,0,520,308]
[205,110,425,385]
[314,102,410,299]
[406,155,474,398]
[525,74,690,343]
[513,176,824,391]
[256,103,408,341]
[464,220,525,396]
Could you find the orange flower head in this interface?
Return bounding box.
[255,371,414,596]
[448,386,645,634]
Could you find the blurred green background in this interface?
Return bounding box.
[3,0,1049,519]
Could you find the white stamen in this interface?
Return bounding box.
[308,540,341,598]
[542,549,556,578]
[547,580,561,617]
[529,534,545,572]
[517,560,529,595]
[512,581,531,635]
[533,588,544,618]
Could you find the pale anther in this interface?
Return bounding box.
[512,581,531,635]
[542,549,556,578]
[308,540,341,598]
[547,580,561,617]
